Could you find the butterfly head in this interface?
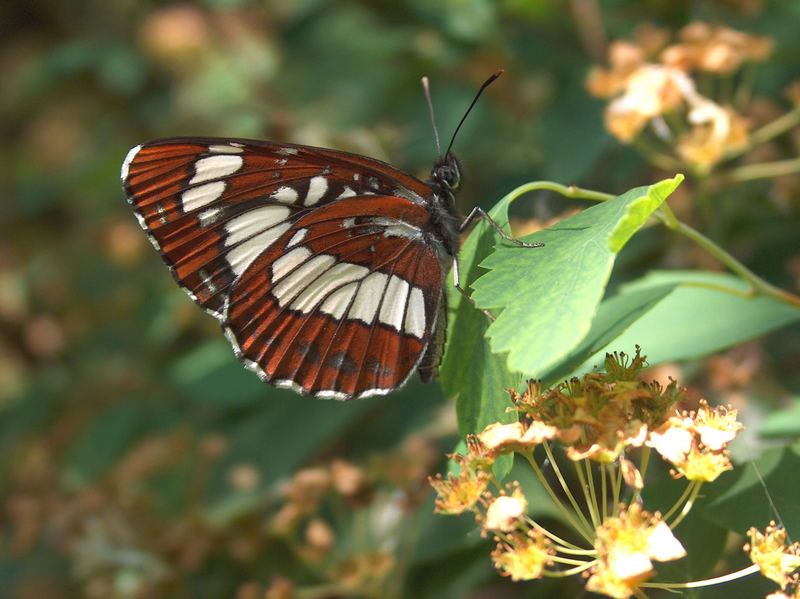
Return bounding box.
[431,153,462,198]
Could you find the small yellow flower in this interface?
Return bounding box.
[693,401,744,451]
[588,504,686,598]
[484,487,528,532]
[477,422,525,455]
[604,65,693,142]
[647,419,694,465]
[677,105,750,169]
[492,531,553,581]
[747,523,800,588]
[429,461,489,515]
[520,420,558,445]
[679,445,733,482]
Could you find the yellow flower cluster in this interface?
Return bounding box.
[509,350,682,463]
[428,348,748,597]
[587,22,772,170]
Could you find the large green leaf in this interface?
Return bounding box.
[570,271,800,373]
[471,176,683,378]
[440,197,521,438]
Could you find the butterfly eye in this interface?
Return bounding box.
[436,165,458,189]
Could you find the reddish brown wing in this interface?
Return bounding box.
[121,137,432,319]
[223,195,445,399]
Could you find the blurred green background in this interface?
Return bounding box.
[2,1,799,598]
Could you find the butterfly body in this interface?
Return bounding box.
[122,137,463,400]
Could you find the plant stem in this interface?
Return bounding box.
[543,560,598,577]
[727,107,800,160]
[600,463,608,520]
[584,460,601,528]
[541,442,596,536]
[641,563,760,589]
[527,517,589,551]
[714,156,800,185]
[610,463,622,512]
[632,447,650,505]
[662,481,696,522]
[521,450,594,542]
[670,481,703,528]
[662,219,800,307]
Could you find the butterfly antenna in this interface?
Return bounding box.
[444,69,504,159]
[421,76,442,160]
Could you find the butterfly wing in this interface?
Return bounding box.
[224,195,444,399]
[121,138,445,399]
[121,137,433,319]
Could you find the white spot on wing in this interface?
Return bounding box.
[225,205,290,245]
[190,155,243,184]
[198,206,222,226]
[272,254,336,307]
[378,276,410,331]
[290,262,368,313]
[121,144,142,181]
[272,247,311,282]
[304,176,328,206]
[277,147,300,156]
[182,181,225,212]
[337,186,356,199]
[226,222,291,276]
[348,272,388,324]
[287,229,308,248]
[367,216,422,239]
[404,287,426,338]
[208,144,244,154]
[320,282,358,318]
[271,186,299,204]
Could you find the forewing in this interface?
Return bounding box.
[121,137,432,319]
[223,196,445,399]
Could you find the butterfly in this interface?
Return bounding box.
[121,72,538,400]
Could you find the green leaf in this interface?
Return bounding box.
[542,282,679,384]
[759,398,800,438]
[703,443,800,537]
[472,175,683,378]
[571,271,800,373]
[440,198,521,439]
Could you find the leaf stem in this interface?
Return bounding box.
[506,180,800,309]
[661,219,800,308]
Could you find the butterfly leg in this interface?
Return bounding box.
[452,256,496,322]
[458,207,544,248]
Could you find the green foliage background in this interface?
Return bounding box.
[1,1,799,598]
